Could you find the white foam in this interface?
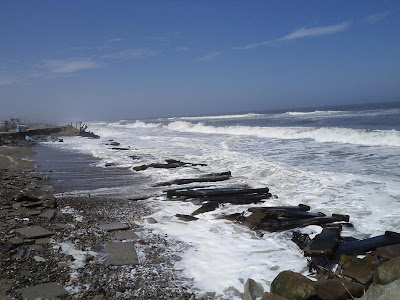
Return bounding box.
[168,113,263,120]
[166,121,400,147]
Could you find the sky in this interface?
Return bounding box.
[1,1,399,123]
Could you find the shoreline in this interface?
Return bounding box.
[0,133,195,299]
[1,129,400,299]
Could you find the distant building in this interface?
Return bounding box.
[16,124,29,132]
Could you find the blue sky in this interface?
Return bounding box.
[1,1,399,122]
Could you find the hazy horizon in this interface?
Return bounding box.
[1,1,399,123]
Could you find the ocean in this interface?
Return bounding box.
[41,101,400,298]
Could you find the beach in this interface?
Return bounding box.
[1,102,400,300]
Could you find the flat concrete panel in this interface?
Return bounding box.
[106,242,139,266]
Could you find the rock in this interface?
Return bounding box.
[313,278,365,300]
[146,217,158,224]
[16,194,39,202]
[175,214,199,221]
[105,163,115,167]
[97,222,129,232]
[0,278,14,293]
[39,209,56,220]
[8,237,24,245]
[35,237,51,244]
[15,226,54,239]
[303,227,341,257]
[105,242,139,266]
[373,244,400,260]
[29,244,42,250]
[18,282,68,299]
[338,254,378,285]
[374,256,400,285]
[243,278,264,300]
[270,270,316,300]
[58,261,68,268]
[360,278,400,299]
[42,195,57,208]
[33,255,46,262]
[260,292,286,300]
[12,249,26,260]
[114,230,140,241]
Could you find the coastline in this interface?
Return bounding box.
[0,131,194,299]
[1,125,400,300]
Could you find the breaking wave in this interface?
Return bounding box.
[166,121,400,147]
[286,110,343,116]
[168,113,263,120]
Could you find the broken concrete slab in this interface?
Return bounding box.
[114,230,140,241]
[97,222,129,232]
[303,227,341,257]
[15,226,54,239]
[8,237,24,245]
[105,242,139,266]
[39,209,56,220]
[0,278,14,293]
[35,237,51,244]
[18,282,68,299]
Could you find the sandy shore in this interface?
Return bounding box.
[0,138,195,299]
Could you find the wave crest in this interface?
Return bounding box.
[166,121,400,147]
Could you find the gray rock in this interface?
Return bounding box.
[313,278,365,300]
[374,256,400,285]
[0,278,14,293]
[243,278,264,300]
[105,242,139,266]
[39,209,56,220]
[270,270,316,300]
[97,222,129,232]
[114,230,140,241]
[15,226,54,239]
[33,256,46,262]
[360,279,400,300]
[8,237,24,245]
[338,254,377,285]
[29,244,42,250]
[35,237,51,244]
[18,282,68,299]
[147,217,158,224]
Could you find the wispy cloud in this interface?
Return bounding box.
[197,51,224,62]
[39,58,101,73]
[364,11,390,24]
[0,74,19,86]
[102,48,158,60]
[236,21,351,49]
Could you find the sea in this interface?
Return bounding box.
[39,101,400,298]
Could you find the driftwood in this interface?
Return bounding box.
[133,159,208,172]
[248,204,311,213]
[257,214,350,231]
[191,202,220,215]
[335,231,400,256]
[263,209,325,219]
[166,187,270,198]
[155,172,231,187]
[175,214,199,221]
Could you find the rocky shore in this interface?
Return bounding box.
[0,131,194,299]
[1,130,399,300]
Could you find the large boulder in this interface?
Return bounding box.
[243,278,264,300]
[338,254,378,285]
[260,292,286,300]
[314,278,365,300]
[374,256,400,285]
[359,278,400,299]
[270,270,316,300]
